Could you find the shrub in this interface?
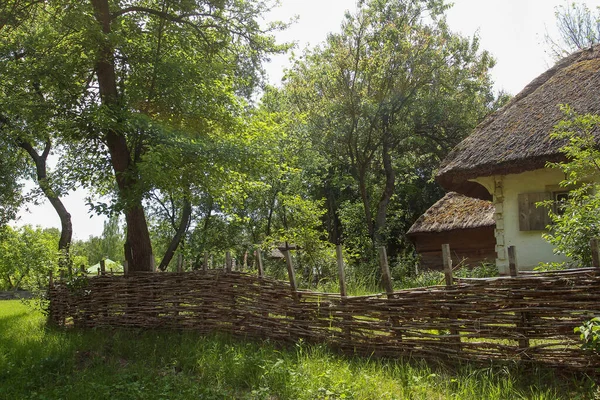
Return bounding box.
[574,317,600,352]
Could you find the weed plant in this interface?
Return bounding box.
[0,300,596,399]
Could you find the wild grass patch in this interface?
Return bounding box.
[0,300,596,399]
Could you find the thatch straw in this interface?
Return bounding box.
[407,192,494,235]
[437,45,600,194]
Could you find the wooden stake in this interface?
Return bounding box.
[256,249,264,278]
[123,260,128,275]
[283,247,297,293]
[336,244,347,297]
[591,238,600,269]
[177,253,183,273]
[378,246,394,296]
[203,252,208,272]
[442,244,453,286]
[225,251,232,272]
[508,246,518,277]
[100,259,106,275]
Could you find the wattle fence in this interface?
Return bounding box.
[48,268,600,370]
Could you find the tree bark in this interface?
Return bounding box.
[374,126,395,246]
[357,164,375,242]
[18,139,73,271]
[158,199,192,271]
[91,0,154,272]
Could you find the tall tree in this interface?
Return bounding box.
[284,0,495,253]
[2,0,287,272]
[0,5,86,269]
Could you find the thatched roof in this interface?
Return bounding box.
[437,45,600,194]
[407,192,495,235]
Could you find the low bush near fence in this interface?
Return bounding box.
[48,268,600,370]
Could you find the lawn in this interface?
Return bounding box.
[0,300,596,399]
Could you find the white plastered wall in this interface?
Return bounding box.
[474,168,568,274]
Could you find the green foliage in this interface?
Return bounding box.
[534,262,568,272]
[542,107,600,267]
[281,0,497,275]
[0,301,596,399]
[454,262,499,279]
[0,225,59,290]
[574,317,600,352]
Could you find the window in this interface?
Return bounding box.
[518,192,552,231]
[553,191,570,216]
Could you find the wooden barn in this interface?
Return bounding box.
[407,192,496,270]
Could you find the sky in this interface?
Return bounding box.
[14,0,598,239]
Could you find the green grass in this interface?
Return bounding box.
[0,300,597,399]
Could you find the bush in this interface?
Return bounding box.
[542,107,600,267]
[575,317,600,352]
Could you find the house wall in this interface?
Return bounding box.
[411,226,497,270]
[475,168,568,274]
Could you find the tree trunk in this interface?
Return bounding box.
[357,164,375,242]
[18,139,73,272]
[374,128,395,246]
[158,199,192,271]
[91,0,153,272]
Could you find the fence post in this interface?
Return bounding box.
[100,259,106,275]
[177,253,183,273]
[337,244,352,340]
[283,247,297,294]
[256,249,264,278]
[202,252,208,271]
[378,246,400,340]
[442,244,460,350]
[336,244,347,298]
[508,246,518,277]
[378,246,394,297]
[123,261,128,275]
[225,251,232,273]
[442,244,453,285]
[508,245,530,351]
[591,238,600,268]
